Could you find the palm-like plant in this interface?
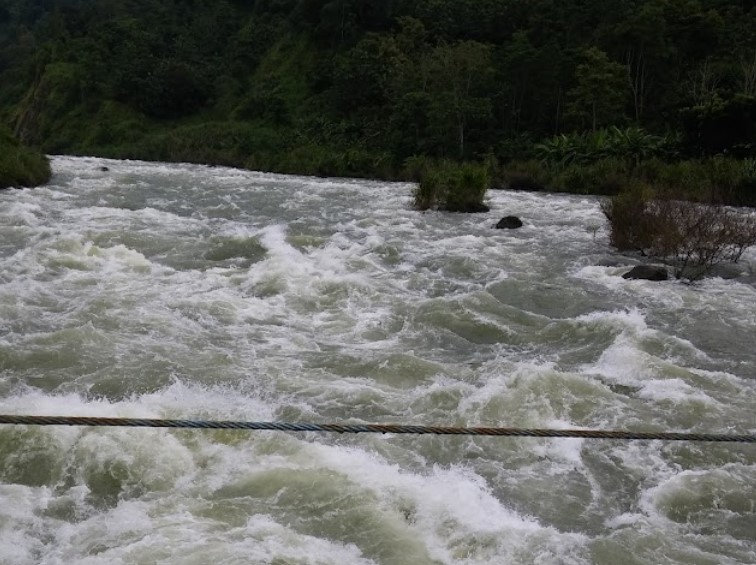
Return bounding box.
[535,127,676,170]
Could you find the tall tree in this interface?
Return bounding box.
[567,47,627,131]
[498,30,538,133]
[425,40,494,157]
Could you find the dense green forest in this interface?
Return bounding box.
[1,0,755,202]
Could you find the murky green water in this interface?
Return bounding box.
[1,156,755,564]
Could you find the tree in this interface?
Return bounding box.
[688,57,722,107]
[610,0,671,123]
[424,40,494,158]
[739,50,756,97]
[680,95,756,157]
[567,47,627,131]
[333,33,401,113]
[498,31,538,133]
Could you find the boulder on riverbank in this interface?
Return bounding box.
[495,216,523,229]
[622,265,669,281]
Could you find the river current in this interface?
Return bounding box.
[1,156,755,564]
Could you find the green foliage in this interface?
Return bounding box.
[2,0,756,197]
[269,144,395,179]
[401,155,435,182]
[634,157,756,205]
[498,160,549,191]
[534,128,677,170]
[680,95,756,157]
[499,154,756,205]
[423,40,494,158]
[0,127,50,189]
[413,160,489,212]
[13,62,85,147]
[566,47,627,132]
[107,121,289,167]
[735,158,756,206]
[552,158,631,195]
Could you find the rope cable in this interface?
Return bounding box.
[0,414,754,442]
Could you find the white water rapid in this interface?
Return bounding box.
[1,156,755,564]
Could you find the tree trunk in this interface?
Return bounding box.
[458,119,465,158]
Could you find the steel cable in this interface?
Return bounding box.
[1,415,754,442]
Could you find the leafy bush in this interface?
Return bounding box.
[413,161,490,212]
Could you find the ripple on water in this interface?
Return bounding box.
[0,156,754,564]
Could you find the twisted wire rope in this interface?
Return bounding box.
[1,415,754,442]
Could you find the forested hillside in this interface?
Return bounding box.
[1,0,755,182]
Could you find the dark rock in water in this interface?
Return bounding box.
[99,166,110,172]
[622,265,668,281]
[495,216,523,229]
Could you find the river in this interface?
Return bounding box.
[1,156,755,564]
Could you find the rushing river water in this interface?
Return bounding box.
[1,156,755,564]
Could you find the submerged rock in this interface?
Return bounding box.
[622,265,668,281]
[495,216,523,229]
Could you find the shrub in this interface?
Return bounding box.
[553,158,630,195]
[413,161,490,212]
[498,159,549,191]
[733,159,756,206]
[602,187,756,279]
[599,182,656,251]
[0,128,51,189]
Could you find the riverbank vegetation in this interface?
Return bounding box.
[0,127,50,189]
[413,160,490,212]
[1,1,755,211]
[601,186,756,280]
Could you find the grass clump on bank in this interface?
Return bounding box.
[0,128,51,189]
[412,160,490,212]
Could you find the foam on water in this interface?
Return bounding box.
[0,385,591,564]
[1,156,755,563]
